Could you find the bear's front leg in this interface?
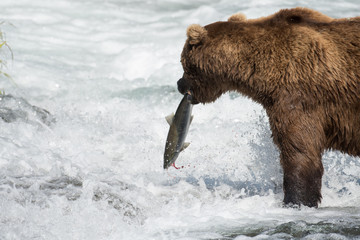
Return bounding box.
[281,149,324,207]
[271,116,325,208]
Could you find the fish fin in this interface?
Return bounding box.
[181,142,190,151]
[190,115,194,124]
[165,113,175,125]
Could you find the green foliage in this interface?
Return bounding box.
[0,22,15,88]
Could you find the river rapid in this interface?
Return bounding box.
[1,0,360,239]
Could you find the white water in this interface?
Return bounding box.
[1,0,360,239]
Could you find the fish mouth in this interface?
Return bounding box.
[185,90,199,105]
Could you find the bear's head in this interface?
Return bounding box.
[178,17,255,104]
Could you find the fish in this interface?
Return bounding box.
[164,92,194,169]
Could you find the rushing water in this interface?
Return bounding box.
[1,0,360,239]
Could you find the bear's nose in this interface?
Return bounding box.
[177,77,199,104]
[177,77,189,95]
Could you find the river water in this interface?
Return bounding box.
[1,0,360,239]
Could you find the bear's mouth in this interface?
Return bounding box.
[177,77,199,104]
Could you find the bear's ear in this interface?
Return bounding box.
[228,13,247,22]
[186,24,207,45]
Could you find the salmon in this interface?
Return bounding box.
[164,92,193,169]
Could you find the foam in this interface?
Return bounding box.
[0,0,360,239]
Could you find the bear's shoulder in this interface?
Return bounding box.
[228,7,335,24]
[274,7,334,23]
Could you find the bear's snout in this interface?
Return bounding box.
[177,77,199,104]
[177,77,189,95]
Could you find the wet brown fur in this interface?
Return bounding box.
[178,7,360,207]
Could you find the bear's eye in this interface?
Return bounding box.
[287,15,302,23]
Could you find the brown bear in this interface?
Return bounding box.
[177,7,360,208]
